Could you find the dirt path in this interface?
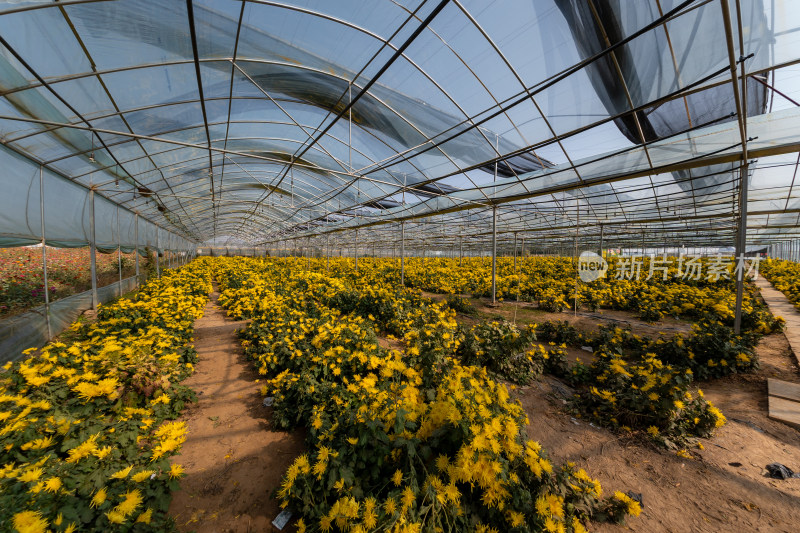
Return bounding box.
[169,288,304,533]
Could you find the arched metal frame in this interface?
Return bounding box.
[0,0,798,256]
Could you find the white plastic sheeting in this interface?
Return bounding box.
[0,1,798,251]
[0,275,141,364]
[0,144,193,252]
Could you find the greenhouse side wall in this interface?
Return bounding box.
[0,274,141,364]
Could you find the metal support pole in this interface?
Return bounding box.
[156,231,160,279]
[134,214,139,283]
[599,225,604,258]
[722,0,750,334]
[326,234,330,272]
[89,189,98,310]
[491,132,499,305]
[459,235,463,266]
[39,166,51,339]
[513,232,518,271]
[641,230,645,257]
[117,206,122,296]
[354,229,359,273]
[574,200,580,316]
[491,207,497,305]
[400,222,405,286]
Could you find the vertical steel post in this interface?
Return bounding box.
[599,224,604,258]
[349,83,352,172]
[401,222,405,286]
[641,230,645,256]
[491,133,499,304]
[89,188,98,309]
[155,230,160,278]
[354,229,359,273]
[134,214,139,283]
[459,235,463,266]
[117,205,122,296]
[574,200,580,316]
[513,232,518,271]
[326,234,330,272]
[722,0,750,334]
[40,166,51,339]
[491,207,497,304]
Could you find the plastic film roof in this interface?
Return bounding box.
[1,0,800,252]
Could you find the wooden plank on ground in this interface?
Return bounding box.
[753,277,800,366]
[767,395,800,430]
[768,378,800,403]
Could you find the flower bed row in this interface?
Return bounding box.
[215,258,640,533]
[761,258,800,311]
[0,260,212,532]
[241,258,776,453]
[531,317,790,449]
[317,256,765,323]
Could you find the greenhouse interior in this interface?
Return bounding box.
[2,0,800,532]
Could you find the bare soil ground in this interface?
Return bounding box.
[421,290,691,337]
[168,287,800,532]
[489,299,800,533]
[168,288,304,533]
